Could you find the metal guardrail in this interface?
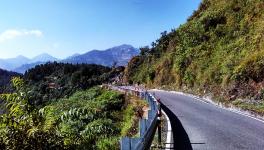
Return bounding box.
[107,86,159,150]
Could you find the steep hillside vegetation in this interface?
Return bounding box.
[0,63,139,149]
[125,0,264,114]
[23,62,124,106]
[0,78,145,149]
[0,68,21,93]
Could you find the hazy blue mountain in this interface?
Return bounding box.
[12,53,59,73]
[0,55,30,71]
[30,53,58,63]
[65,53,80,59]
[0,54,58,73]
[63,44,139,66]
[7,44,139,73]
[13,62,46,74]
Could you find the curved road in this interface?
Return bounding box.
[151,90,264,150]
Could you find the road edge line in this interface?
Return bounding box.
[161,109,173,150]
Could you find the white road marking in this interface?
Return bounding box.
[162,109,173,150]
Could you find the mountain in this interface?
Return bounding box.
[6,44,138,73]
[0,54,59,73]
[0,55,30,71]
[30,53,58,63]
[63,44,139,66]
[13,62,46,74]
[125,0,264,114]
[0,68,21,93]
[65,53,80,59]
[12,53,59,73]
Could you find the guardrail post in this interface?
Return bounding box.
[131,138,141,150]
[121,137,131,150]
[148,110,153,120]
[140,119,147,136]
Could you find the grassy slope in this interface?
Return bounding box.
[125,0,264,114]
[43,87,146,149]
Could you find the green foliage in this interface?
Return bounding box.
[23,62,124,106]
[0,69,21,93]
[0,77,64,150]
[126,0,264,94]
[234,50,264,82]
[39,87,127,149]
[232,100,264,115]
[96,138,119,150]
[0,77,140,149]
[120,105,134,136]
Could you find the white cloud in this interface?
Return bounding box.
[0,29,43,43]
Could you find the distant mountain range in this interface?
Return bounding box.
[0,55,30,71]
[13,62,47,74]
[30,53,58,63]
[62,44,139,66]
[0,44,139,73]
[0,53,58,71]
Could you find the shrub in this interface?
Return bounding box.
[234,50,264,82]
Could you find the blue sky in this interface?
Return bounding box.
[0,0,201,59]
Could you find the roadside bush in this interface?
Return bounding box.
[234,50,264,82]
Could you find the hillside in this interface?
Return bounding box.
[0,68,21,93]
[125,0,264,114]
[23,62,124,106]
[0,63,141,149]
[0,77,144,149]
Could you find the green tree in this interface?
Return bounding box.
[0,77,64,150]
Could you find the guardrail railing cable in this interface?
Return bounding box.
[107,85,160,150]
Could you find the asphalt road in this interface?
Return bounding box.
[151,90,264,150]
